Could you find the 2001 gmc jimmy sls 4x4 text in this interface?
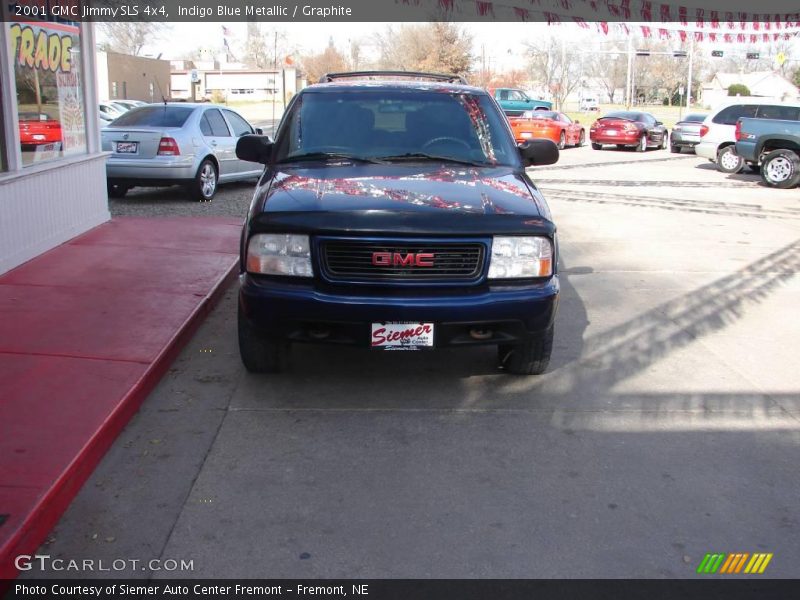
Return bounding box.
[234,71,560,375]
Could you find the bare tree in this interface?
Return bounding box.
[374,23,473,76]
[243,24,295,70]
[98,22,170,56]
[525,33,586,110]
[300,39,349,83]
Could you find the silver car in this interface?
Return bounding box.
[102,103,264,200]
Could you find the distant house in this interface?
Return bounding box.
[96,51,171,103]
[701,71,800,109]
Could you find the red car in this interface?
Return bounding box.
[509,110,585,149]
[589,111,667,152]
[18,112,62,147]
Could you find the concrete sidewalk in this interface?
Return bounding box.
[0,217,241,579]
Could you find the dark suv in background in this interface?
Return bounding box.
[235,71,560,375]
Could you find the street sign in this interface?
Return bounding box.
[746,52,760,60]
[679,85,685,95]
[190,69,199,83]
[711,50,724,58]
[777,52,786,66]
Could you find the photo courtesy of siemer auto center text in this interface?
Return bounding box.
[0,0,799,598]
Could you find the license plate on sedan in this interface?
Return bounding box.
[115,141,138,153]
[371,322,434,350]
[605,129,618,135]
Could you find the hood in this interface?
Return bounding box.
[259,164,543,217]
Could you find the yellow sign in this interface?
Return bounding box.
[8,23,73,73]
[777,52,786,66]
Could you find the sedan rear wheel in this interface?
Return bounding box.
[760,149,800,189]
[716,145,744,174]
[591,142,602,150]
[107,182,129,198]
[190,159,218,201]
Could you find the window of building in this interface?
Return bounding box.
[111,82,118,98]
[9,20,87,167]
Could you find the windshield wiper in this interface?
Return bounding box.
[279,152,387,164]
[377,153,492,167]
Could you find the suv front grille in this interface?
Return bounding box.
[320,239,485,282]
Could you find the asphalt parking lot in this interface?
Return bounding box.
[37,146,800,578]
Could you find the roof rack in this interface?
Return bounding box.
[318,71,468,85]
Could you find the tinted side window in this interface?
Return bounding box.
[713,105,758,125]
[223,110,253,136]
[204,109,231,136]
[755,105,800,120]
[199,114,212,136]
[498,90,509,100]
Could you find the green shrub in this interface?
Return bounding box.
[727,83,751,96]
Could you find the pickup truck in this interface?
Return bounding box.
[735,114,800,188]
[234,71,561,375]
[490,88,553,116]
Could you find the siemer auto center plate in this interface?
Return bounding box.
[371,322,434,350]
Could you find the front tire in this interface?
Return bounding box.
[190,158,218,201]
[760,149,800,189]
[670,144,681,154]
[557,131,566,150]
[716,145,744,174]
[238,305,289,373]
[577,130,585,147]
[636,135,647,152]
[498,326,554,376]
[591,142,602,150]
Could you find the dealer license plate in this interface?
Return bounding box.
[371,322,434,350]
[115,141,138,153]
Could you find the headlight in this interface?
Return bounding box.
[487,236,553,279]
[246,233,313,277]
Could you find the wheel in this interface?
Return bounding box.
[557,131,566,150]
[670,145,681,154]
[716,145,744,174]
[577,130,585,147]
[190,158,218,201]
[591,142,602,150]
[107,182,129,198]
[498,325,554,376]
[660,135,668,150]
[636,135,647,152]
[238,304,289,373]
[760,149,800,189]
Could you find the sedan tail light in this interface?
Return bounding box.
[699,124,709,137]
[157,137,180,156]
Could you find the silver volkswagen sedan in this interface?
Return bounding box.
[102,103,264,200]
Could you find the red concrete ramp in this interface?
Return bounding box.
[0,217,241,579]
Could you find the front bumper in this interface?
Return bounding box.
[239,274,559,347]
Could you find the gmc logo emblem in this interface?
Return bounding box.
[372,252,435,267]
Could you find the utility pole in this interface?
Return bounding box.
[625,34,633,110]
[272,31,278,123]
[686,36,694,111]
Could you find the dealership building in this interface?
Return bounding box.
[1,17,107,275]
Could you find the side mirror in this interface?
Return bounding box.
[236,134,273,164]
[655,121,663,126]
[254,127,263,135]
[574,119,580,124]
[518,139,559,167]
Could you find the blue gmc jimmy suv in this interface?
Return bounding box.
[235,71,560,375]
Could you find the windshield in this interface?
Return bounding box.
[109,106,195,128]
[275,90,519,167]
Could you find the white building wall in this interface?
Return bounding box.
[0,22,110,275]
